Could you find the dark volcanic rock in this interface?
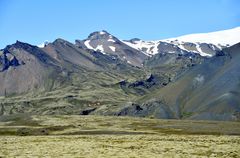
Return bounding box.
[116,101,176,119]
[0,50,20,71]
[79,108,97,115]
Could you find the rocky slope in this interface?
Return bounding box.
[129,42,240,121]
[76,30,147,67]
[0,27,239,121]
[0,41,62,96]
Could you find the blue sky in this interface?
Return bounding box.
[0,0,239,48]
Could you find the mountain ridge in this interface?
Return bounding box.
[36,27,239,58]
[0,28,240,121]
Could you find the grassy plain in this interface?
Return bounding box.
[0,115,240,157]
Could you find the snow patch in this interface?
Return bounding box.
[109,46,116,52]
[178,44,189,52]
[95,45,105,53]
[122,41,140,50]
[84,40,94,50]
[108,38,115,42]
[196,43,212,57]
[122,40,159,56]
[99,31,106,35]
[84,41,106,54]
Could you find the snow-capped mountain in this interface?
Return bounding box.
[123,27,240,57]
[75,30,147,67]
[123,39,222,57]
[76,30,221,61]
[38,27,240,62]
[166,27,240,46]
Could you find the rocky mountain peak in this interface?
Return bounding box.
[3,41,37,54]
[87,30,112,40]
[128,38,141,43]
[52,38,69,45]
[13,40,34,49]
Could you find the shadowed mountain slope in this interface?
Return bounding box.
[132,43,240,121]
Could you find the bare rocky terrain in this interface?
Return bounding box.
[0,38,240,121]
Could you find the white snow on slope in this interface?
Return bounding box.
[165,27,240,46]
[195,43,212,57]
[108,38,115,42]
[121,41,139,50]
[109,46,116,52]
[122,27,240,57]
[122,40,159,56]
[84,40,95,50]
[84,40,106,54]
[99,31,106,35]
[177,43,189,52]
[95,45,105,53]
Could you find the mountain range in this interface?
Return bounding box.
[0,27,240,121]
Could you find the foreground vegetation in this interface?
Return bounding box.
[0,115,240,157]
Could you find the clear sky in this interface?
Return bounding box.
[0,0,239,48]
